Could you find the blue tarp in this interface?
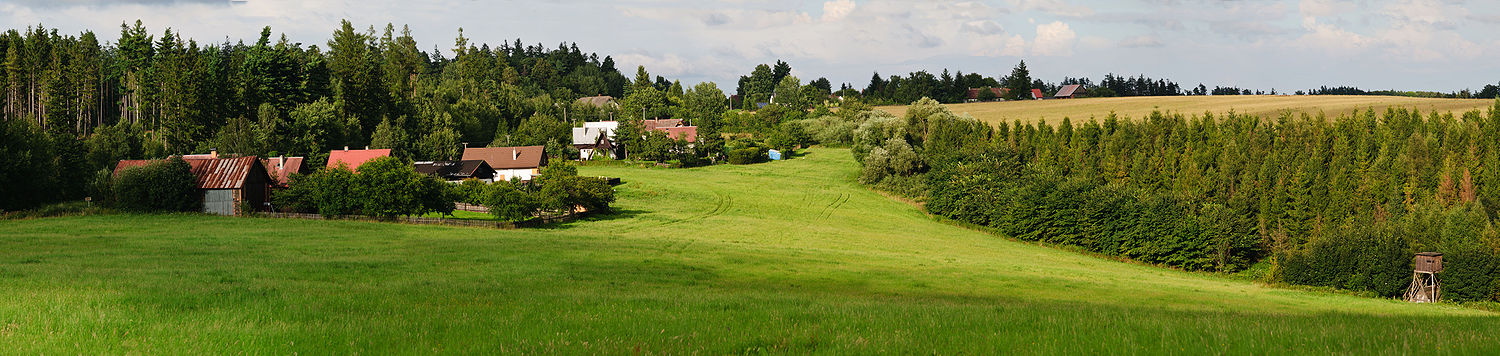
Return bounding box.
[768,149,782,160]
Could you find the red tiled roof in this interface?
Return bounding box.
[462,146,546,170]
[642,119,683,130]
[654,126,698,143]
[263,156,306,187]
[1031,89,1044,99]
[326,149,391,173]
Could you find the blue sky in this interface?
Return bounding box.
[3,0,1497,92]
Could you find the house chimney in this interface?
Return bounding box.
[343,146,349,151]
[209,148,218,158]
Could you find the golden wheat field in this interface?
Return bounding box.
[877,95,1497,124]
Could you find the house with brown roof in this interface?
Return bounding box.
[461,146,547,182]
[326,147,392,173]
[965,87,1007,102]
[263,156,307,188]
[413,160,496,182]
[114,156,271,215]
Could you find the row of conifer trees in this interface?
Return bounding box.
[856,99,1500,301]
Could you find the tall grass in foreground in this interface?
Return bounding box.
[0,148,1496,353]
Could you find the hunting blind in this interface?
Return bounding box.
[1404,252,1442,303]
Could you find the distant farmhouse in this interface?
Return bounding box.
[965,87,1007,102]
[263,156,307,188]
[413,160,496,183]
[1054,84,1084,99]
[327,147,392,173]
[462,146,547,182]
[114,156,271,215]
[573,121,621,160]
[643,119,697,143]
[1031,89,1045,100]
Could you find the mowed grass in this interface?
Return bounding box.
[2,148,1498,354]
[878,95,1497,124]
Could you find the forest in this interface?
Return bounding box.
[0,21,761,211]
[813,98,1500,302]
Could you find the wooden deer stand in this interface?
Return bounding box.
[1403,252,1443,303]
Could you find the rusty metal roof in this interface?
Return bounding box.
[112,157,266,189]
[1055,84,1082,97]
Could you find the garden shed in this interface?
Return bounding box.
[114,156,271,215]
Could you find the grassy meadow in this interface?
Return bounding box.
[877,95,1497,125]
[2,148,1498,353]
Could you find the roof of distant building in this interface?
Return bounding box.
[461,146,546,170]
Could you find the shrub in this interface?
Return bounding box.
[726,138,770,165]
[484,181,538,222]
[114,158,199,213]
[356,157,424,218]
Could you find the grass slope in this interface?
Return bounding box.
[2,148,1497,353]
[878,95,1497,125]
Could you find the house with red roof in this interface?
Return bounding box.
[326,147,391,173]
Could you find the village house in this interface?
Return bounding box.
[1031,89,1046,100]
[412,160,496,183]
[573,120,621,160]
[642,119,698,143]
[326,147,391,173]
[964,87,1007,102]
[114,156,271,215]
[263,156,307,188]
[462,146,547,182]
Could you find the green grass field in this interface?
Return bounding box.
[878,95,1497,125]
[2,148,1497,353]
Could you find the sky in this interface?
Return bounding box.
[3,0,1498,92]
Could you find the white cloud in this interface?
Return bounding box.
[821,0,855,22]
[1031,21,1076,56]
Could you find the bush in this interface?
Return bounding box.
[483,181,538,222]
[726,138,770,165]
[114,158,199,213]
[356,157,425,218]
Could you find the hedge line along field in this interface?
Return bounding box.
[2,148,1498,354]
[878,95,1496,125]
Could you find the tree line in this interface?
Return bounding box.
[817,98,1500,302]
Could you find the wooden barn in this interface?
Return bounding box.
[1054,84,1084,99]
[413,160,497,182]
[114,156,271,215]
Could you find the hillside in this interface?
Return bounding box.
[877,95,1497,124]
[2,148,1498,353]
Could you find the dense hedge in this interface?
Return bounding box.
[113,158,200,213]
